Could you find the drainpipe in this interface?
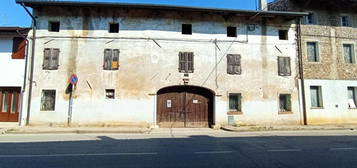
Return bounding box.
[21,3,36,126]
[15,29,30,126]
[297,18,308,125]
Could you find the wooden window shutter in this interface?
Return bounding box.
[43,49,51,69]
[112,49,120,70]
[51,49,60,70]
[227,54,241,75]
[227,54,234,74]
[179,52,186,72]
[278,57,291,76]
[235,54,241,74]
[104,49,112,70]
[12,37,26,59]
[187,52,194,73]
[285,57,291,76]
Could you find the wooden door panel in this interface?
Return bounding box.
[157,86,212,128]
[0,88,20,122]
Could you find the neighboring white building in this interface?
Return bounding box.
[0,27,30,124]
[18,1,307,127]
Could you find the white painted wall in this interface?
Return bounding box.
[304,79,357,124]
[0,38,25,87]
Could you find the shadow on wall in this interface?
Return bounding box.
[0,39,12,53]
[0,134,357,167]
[35,6,291,37]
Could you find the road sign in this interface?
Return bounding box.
[69,74,78,86]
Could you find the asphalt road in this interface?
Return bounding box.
[0,129,357,168]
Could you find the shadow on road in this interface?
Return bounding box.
[0,135,357,168]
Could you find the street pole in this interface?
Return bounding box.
[68,85,73,126]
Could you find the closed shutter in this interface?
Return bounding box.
[187,52,194,73]
[43,49,51,69]
[51,49,60,70]
[278,57,291,76]
[227,54,241,75]
[104,49,112,70]
[179,52,186,72]
[227,54,234,74]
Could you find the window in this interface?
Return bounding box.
[310,86,323,108]
[279,94,292,112]
[179,52,194,73]
[348,87,357,108]
[227,54,241,75]
[304,13,315,24]
[227,26,237,37]
[229,93,242,112]
[278,30,288,40]
[103,49,120,70]
[343,44,355,63]
[307,42,319,62]
[341,16,350,27]
[182,24,192,35]
[1,91,8,112]
[11,92,18,113]
[41,90,56,111]
[277,57,291,76]
[12,37,26,59]
[43,48,60,70]
[109,23,119,33]
[48,21,60,32]
[105,89,115,99]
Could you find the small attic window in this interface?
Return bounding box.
[182,24,192,35]
[279,30,288,40]
[109,23,119,33]
[48,21,60,32]
[227,26,237,37]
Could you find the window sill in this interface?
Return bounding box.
[279,111,293,115]
[227,111,243,115]
[348,108,357,110]
[310,107,324,109]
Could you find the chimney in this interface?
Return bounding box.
[259,0,268,11]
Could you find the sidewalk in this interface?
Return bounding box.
[1,124,357,134]
[221,124,357,132]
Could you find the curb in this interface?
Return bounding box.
[221,126,357,132]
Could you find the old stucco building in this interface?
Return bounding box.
[17,0,306,127]
[270,0,357,124]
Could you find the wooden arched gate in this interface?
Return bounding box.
[157,86,214,128]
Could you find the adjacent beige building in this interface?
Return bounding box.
[270,0,357,124]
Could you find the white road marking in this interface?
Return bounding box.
[0,152,158,158]
[195,151,233,154]
[329,147,357,151]
[267,149,302,152]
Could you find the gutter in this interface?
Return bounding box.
[21,3,36,126]
[15,29,30,126]
[296,18,308,125]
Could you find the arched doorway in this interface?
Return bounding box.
[157,85,214,128]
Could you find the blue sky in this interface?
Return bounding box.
[0,0,274,27]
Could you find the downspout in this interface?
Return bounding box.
[15,29,29,126]
[21,3,36,126]
[297,18,308,125]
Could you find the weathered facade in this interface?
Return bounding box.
[0,27,30,123]
[18,0,306,127]
[270,0,357,124]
